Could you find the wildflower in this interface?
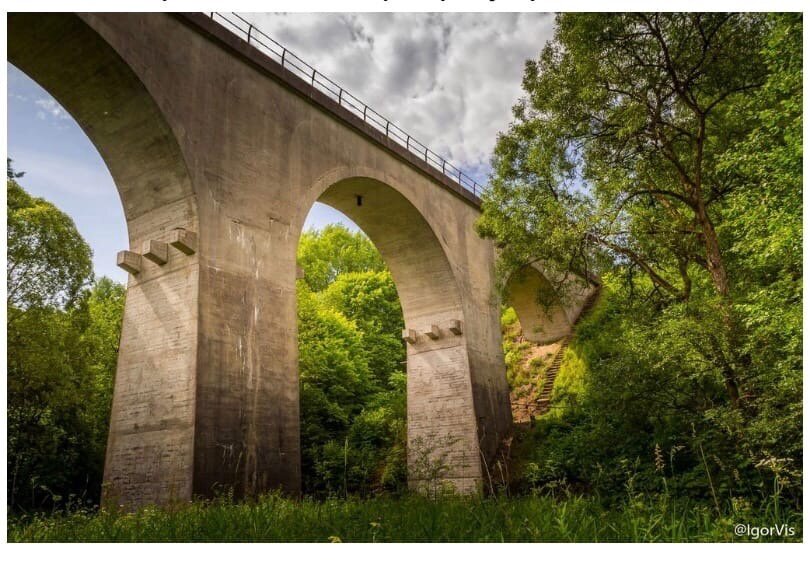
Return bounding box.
[654,444,664,473]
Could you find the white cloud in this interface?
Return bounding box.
[35,97,70,120]
[240,12,555,183]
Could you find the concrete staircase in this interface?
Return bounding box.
[535,335,573,415]
[511,287,601,422]
[536,288,600,414]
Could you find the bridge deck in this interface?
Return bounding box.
[175,12,483,210]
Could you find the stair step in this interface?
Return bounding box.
[512,287,601,423]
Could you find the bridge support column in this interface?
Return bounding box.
[405,315,483,495]
[104,202,302,508]
[190,208,301,501]
[103,205,201,507]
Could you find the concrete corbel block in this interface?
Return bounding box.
[448,319,463,335]
[142,240,169,265]
[116,250,141,275]
[425,324,441,340]
[402,328,418,344]
[168,228,198,255]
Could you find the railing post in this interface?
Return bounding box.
[247,24,253,43]
[385,121,390,137]
[425,148,429,162]
[338,88,343,105]
[459,170,462,184]
[363,106,367,122]
[281,48,287,67]
[406,135,410,150]
[442,160,446,174]
[311,69,317,87]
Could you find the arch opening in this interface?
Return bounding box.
[316,177,462,326]
[296,175,482,495]
[504,264,574,345]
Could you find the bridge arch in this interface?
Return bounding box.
[9,13,200,506]
[297,167,481,493]
[299,167,464,321]
[504,264,572,344]
[504,262,599,344]
[8,13,196,232]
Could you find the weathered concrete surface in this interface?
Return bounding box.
[5,12,567,506]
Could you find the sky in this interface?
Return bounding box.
[6,12,554,284]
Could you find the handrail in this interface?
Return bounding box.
[207,12,483,198]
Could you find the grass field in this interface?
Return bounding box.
[8,493,801,542]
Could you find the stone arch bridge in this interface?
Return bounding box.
[8,12,598,507]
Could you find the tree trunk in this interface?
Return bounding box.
[694,199,744,407]
[695,199,730,299]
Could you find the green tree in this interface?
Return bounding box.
[297,224,386,292]
[296,227,408,496]
[478,13,776,407]
[7,170,93,325]
[297,284,374,493]
[8,275,125,510]
[7,172,125,510]
[81,277,126,466]
[8,157,24,180]
[9,303,91,508]
[716,13,803,499]
[322,271,405,387]
[494,14,802,506]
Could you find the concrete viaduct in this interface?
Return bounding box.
[8,12,597,507]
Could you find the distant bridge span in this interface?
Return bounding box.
[8,12,596,507]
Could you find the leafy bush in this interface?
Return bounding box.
[296,226,408,496]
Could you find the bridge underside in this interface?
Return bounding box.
[7,12,591,507]
[505,264,596,345]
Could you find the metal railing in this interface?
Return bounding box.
[207,12,483,198]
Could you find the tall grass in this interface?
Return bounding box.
[8,493,801,542]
